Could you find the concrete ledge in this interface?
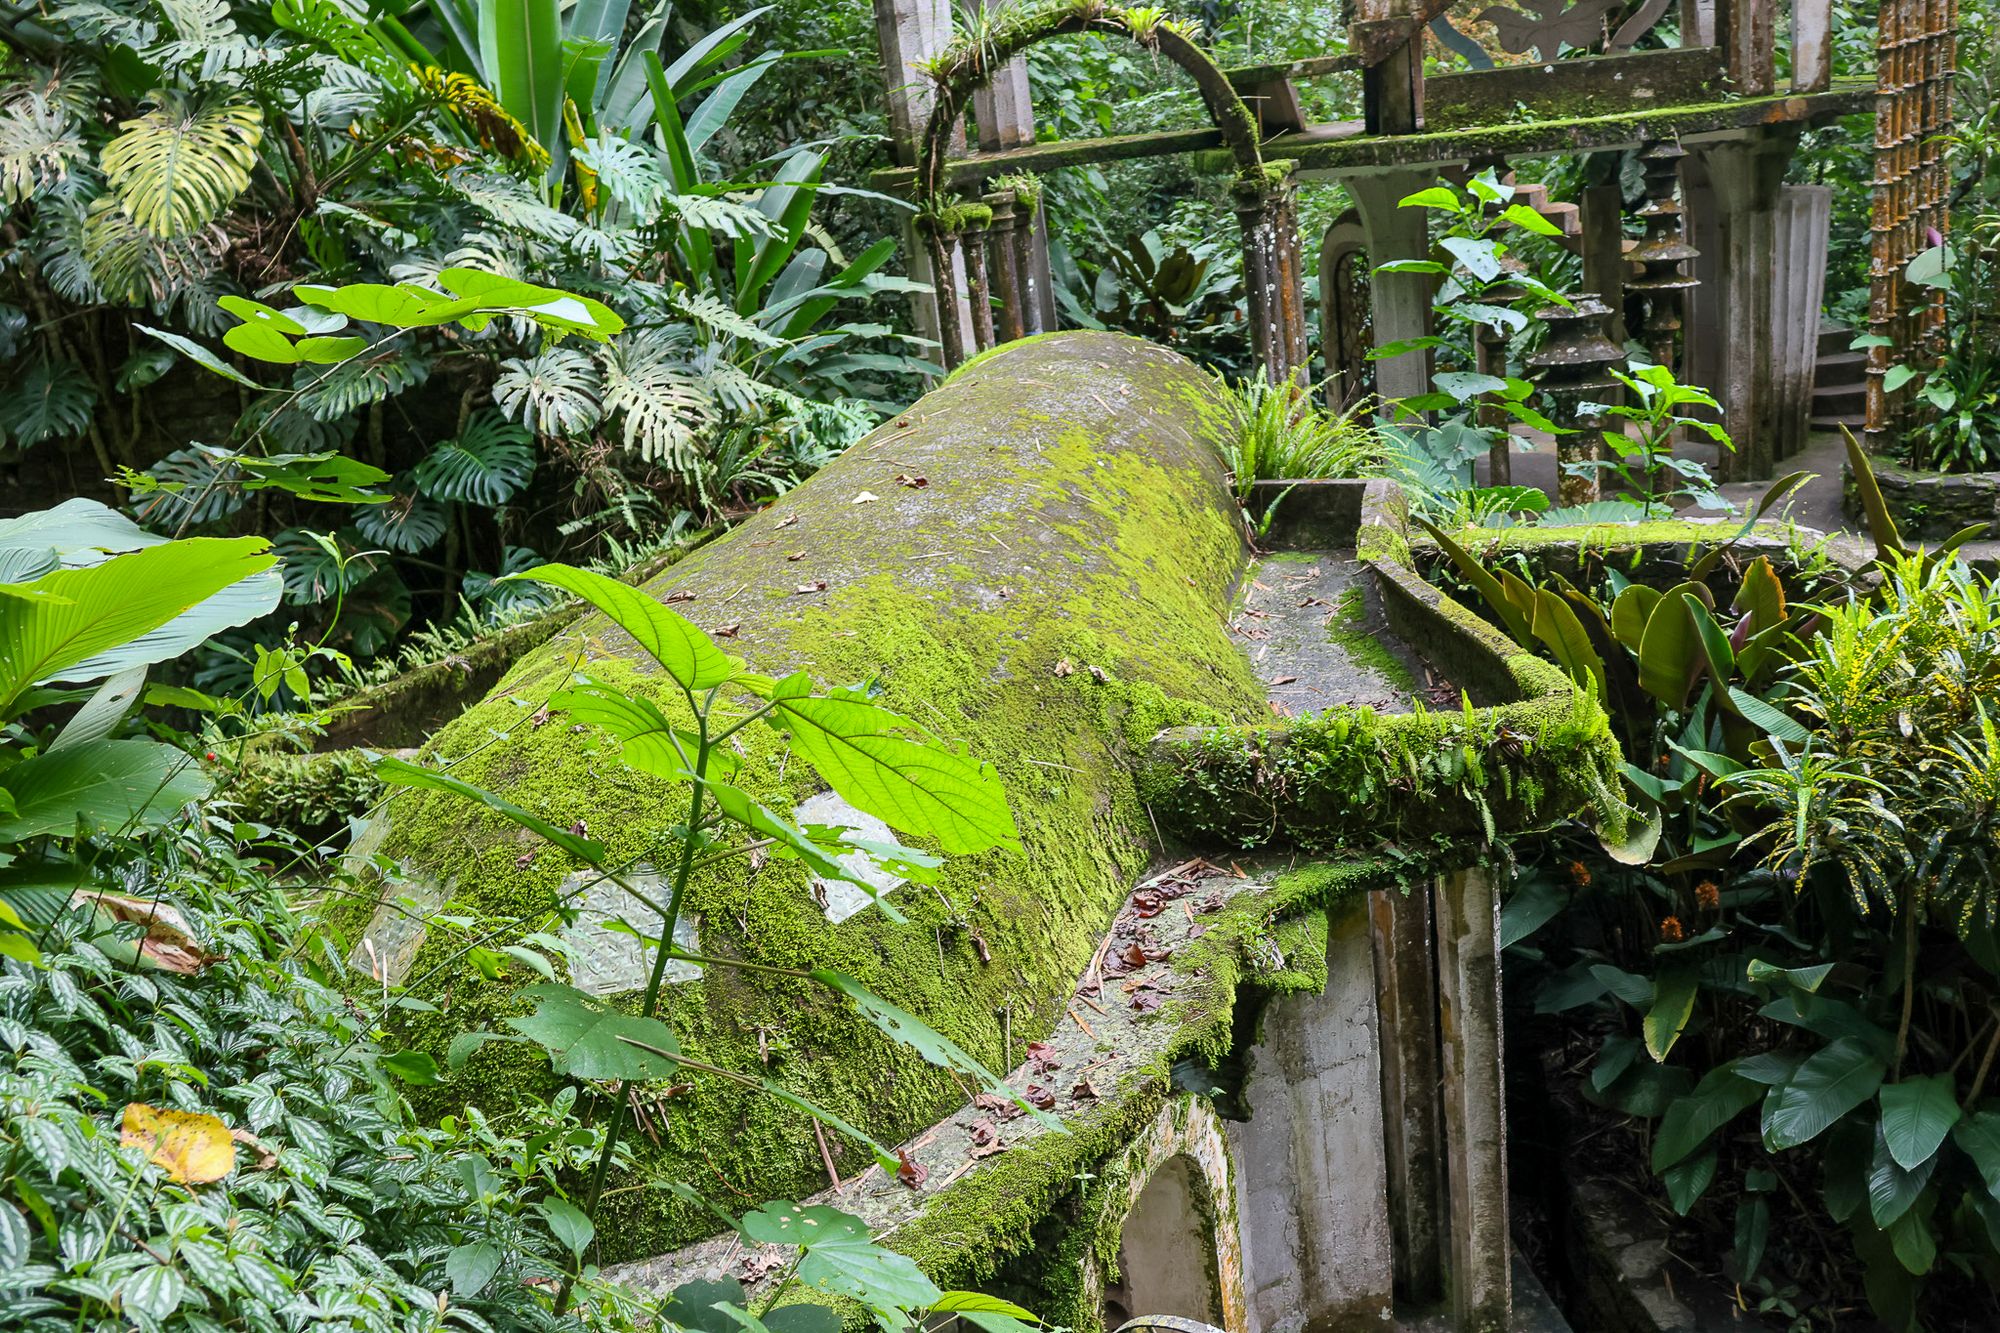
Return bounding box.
[1843,455,2000,541]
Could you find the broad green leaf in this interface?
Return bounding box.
[1644,965,1698,1061]
[1951,1111,2000,1198]
[1888,1205,1936,1275]
[1394,186,1464,212]
[1762,1037,1885,1150]
[1662,1147,1717,1214]
[1636,581,1707,708]
[478,0,563,167]
[754,1077,899,1169]
[928,1293,1038,1319]
[381,1050,439,1085]
[1726,687,1810,744]
[1653,1064,1762,1170]
[814,969,1060,1129]
[1609,584,1660,651]
[1878,1075,1960,1171]
[0,536,277,710]
[1498,877,1565,950]
[1501,202,1564,235]
[102,97,262,237]
[504,982,681,1080]
[375,757,604,862]
[1531,588,1604,694]
[1681,593,1736,692]
[538,1197,594,1256]
[48,665,145,752]
[761,690,1019,856]
[138,325,262,386]
[1411,518,1531,644]
[512,562,740,690]
[1841,428,1905,559]
[445,1241,502,1296]
[737,1202,941,1313]
[0,739,208,841]
[702,778,901,919]
[1440,235,1502,282]
[1744,959,1833,992]
[552,686,737,781]
[1869,1119,1937,1226]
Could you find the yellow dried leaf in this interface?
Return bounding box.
[120,1103,236,1183]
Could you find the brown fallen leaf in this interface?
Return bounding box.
[777,514,799,528]
[1071,1078,1101,1102]
[84,893,220,974]
[716,623,741,639]
[515,850,537,869]
[1026,1041,1061,1075]
[741,1252,785,1282]
[795,581,827,594]
[1130,888,1164,918]
[1024,1085,1057,1111]
[1270,675,1298,686]
[1086,665,1108,683]
[663,591,696,604]
[122,1103,235,1183]
[1131,990,1163,1014]
[895,1148,929,1189]
[787,550,807,561]
[895,474,928,489]
[1052,658,1074,678]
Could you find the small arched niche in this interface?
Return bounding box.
[1103,1153,1223,1329]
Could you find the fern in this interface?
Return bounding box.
[493,347,602,436]
[411,411,535,506]
[101,94,262,237]
[0,94,86,205]
[600,331,713,467]
[354,489,448,552]
[0,357,96,446]
[665,193,771,240]
[293,348,428,421]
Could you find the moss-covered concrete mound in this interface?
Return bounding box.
[348,332,1267,1261]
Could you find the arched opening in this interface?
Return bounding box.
[1102,1153,1223,1329]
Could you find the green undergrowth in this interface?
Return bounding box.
[342,333,1272,1263]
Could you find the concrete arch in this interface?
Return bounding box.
[1318,210,1374,413]
[1084,1098,1247,1333]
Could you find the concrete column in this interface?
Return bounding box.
[873,0,973,362]
[1434,865,1509,1333]
[1350,169,1440,408]
[1770,185,1832,461]
[1700,131,1799,480]
[1371,883,1445,1305]
[1580,175,1629,345]
[1680,152,1726,423]
[1229,897,1394,1329]
[971,0,1056,331]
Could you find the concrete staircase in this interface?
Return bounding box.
[1812,320,1867,431]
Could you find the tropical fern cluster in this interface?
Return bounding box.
[0,0,928,676]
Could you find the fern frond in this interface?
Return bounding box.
[0,93,86,204]
[600,331,713,467]
[493,347,602,436]
[101,94,263,237]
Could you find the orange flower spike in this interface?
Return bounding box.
[1659,915,1686,944]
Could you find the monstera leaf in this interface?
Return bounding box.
[412,413,536,506]
[100,96,262,237]
[0,357,95,447]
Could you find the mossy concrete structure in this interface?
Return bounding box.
[343,334,1622,1331]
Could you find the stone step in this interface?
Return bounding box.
[1813,384,1866,415]
[1818,321,1857,358]
[1811,411,1867,429]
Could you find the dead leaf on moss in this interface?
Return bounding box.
[895,1148,929,1189]
[121,1103,235,1183]
[852,491,879,505]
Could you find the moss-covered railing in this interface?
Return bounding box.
[912,0,1307,378]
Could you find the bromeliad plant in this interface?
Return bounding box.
[373,560,1046,1314]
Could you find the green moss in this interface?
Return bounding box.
[945,330,1069,382]
[353,333,1270,1263]
[1327,585,1417,694]
[230,748,381,835]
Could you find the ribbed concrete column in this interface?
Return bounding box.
[1700,130,1799,480]
[1435,865,1510,1333]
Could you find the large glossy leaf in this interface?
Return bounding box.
[0,536,277,710]
[550,686,735,781]
[1412,518,1531,644]
[1636,581,1709,708]
[1869,1119,1938,1226]
[1951,1111,2000,1198]
[504,982,682,1080]
[1762,1037,1886,1150]
[0,738,209,841]
[1653,1064,1762,1171]
[700,778,901,919]
[478,0,563,168]
[1609,583,1660,652]
[761,689,1019,856]
[1878,1074,1960,1171]
[375,756,604,862]
[411,413,535,506]
[1644,965,1699,1061]
[510,562,741,691]
[101,97,262,237]
[1531,588,1604,694]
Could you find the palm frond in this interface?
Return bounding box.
[100,94,263,237]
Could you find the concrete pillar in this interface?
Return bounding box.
[1770,185,1832,461]
[1434,865,1509,1333]
[970,0,1056,331]
[1228,898,1395,1329]
[1791,0,1833,91]
[873,0,973,362]
[1371,883,1445,1306]
[1579,176,1629,345]
[1350,169,1440,408]
[1700,131,1799,480]
[1680,152,1726,424]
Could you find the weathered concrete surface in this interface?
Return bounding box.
[1435,865,1511,1333]
[1232,553,1423,716]
[1228,895,1395,1331]
[351,332,1269,1261]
